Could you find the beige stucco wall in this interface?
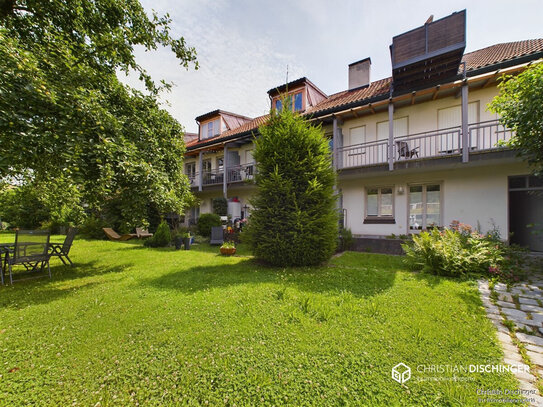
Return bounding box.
[339,160,530,238]
[338,84,500,147]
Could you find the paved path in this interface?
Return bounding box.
[479,274,543,406]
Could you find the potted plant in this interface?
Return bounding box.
[182,232,191,250]
[220,241,236,256]
[173,231,184,250]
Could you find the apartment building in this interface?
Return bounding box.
[183,10,543,252]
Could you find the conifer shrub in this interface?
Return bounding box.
[245,104,338,266]
[197,213,221,237]
[144,220,171,247]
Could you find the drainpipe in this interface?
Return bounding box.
[388,100,394,171]
[198,151,203,192]
[461,62,469,163]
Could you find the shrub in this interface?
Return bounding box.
[79,215,109,239]
[339,227,354,251]
[212,198,227,216]
[197,213,221,237]
[144,221,171,247]
[244,101,337,266]
[402,222,525,280]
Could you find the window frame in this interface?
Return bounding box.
[273,90,304,113]
[364,186,395,224]
[408,183,443,232]
[202,159,212,174]
[185,162,196,178]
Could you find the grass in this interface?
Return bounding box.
[0,236,524,406]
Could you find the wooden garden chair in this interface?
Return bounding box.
[136,228,153,238]
[102,228,137,241]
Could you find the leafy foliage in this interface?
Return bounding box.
[143,220,171,247]
[489,63,543,175]
[197,213,221,237]
[0,0,198,229]
[212,197,228,216]
[245,105,338,266]
[402,221,525,280]
[339,227,354,252]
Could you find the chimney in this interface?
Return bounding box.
[348,57,371,90]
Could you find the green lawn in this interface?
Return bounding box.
[0,236,522,406]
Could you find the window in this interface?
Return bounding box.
[217,156,224,172]
[377,117,408,140]
[202,160,211,173]
[409,184,441,230]
[201,119,221,140]
[185,162,196,178]
[364,187,394,223]
[274,91,303,112]
[438,102,479,150]
[207,122,213,138]
[293,92,303,111]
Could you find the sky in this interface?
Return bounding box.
[121,0,543,133]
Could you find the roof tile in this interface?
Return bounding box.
[186,39,543,150]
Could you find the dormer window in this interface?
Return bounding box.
[200,118,221,140]
[268,77,327,113]
[293,92,302,111]
[274,91,303,113]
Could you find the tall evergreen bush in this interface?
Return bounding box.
[245,104,338,266]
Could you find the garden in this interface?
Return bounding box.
[0,235,525,406]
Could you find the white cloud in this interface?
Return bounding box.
[120,0,543,133]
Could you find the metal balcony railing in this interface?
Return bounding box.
[202,168,224,186]
[468,120,514,151]
[336,120,513,170]
[226,162,256,183]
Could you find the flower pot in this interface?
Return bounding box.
[220,247,236,256]
[174,236,183,250]
[183,237,191,250]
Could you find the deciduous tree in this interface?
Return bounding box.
[489,63,543,175]
[0,0,198,229]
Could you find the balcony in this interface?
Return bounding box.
[189,162,257,189]
[226,162,256,183]
[336,120,514,170]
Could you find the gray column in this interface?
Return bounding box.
[223,145,228,198]
[461,81,469,163]
[388,102,394,171]
[332,117,338,170]
[198,150,203,192]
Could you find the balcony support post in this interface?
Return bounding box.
[333,117,339,170]
[223,145,228,198]
[388,102,394,171]
[461,79,469,163]
[198,150,203,191]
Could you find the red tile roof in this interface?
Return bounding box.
[186,39,543,151]
[186,114,269,150]
[463,39,543,72]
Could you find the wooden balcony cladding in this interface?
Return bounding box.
[391,10,466,92]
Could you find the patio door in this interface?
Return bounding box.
[509,175,543,252]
